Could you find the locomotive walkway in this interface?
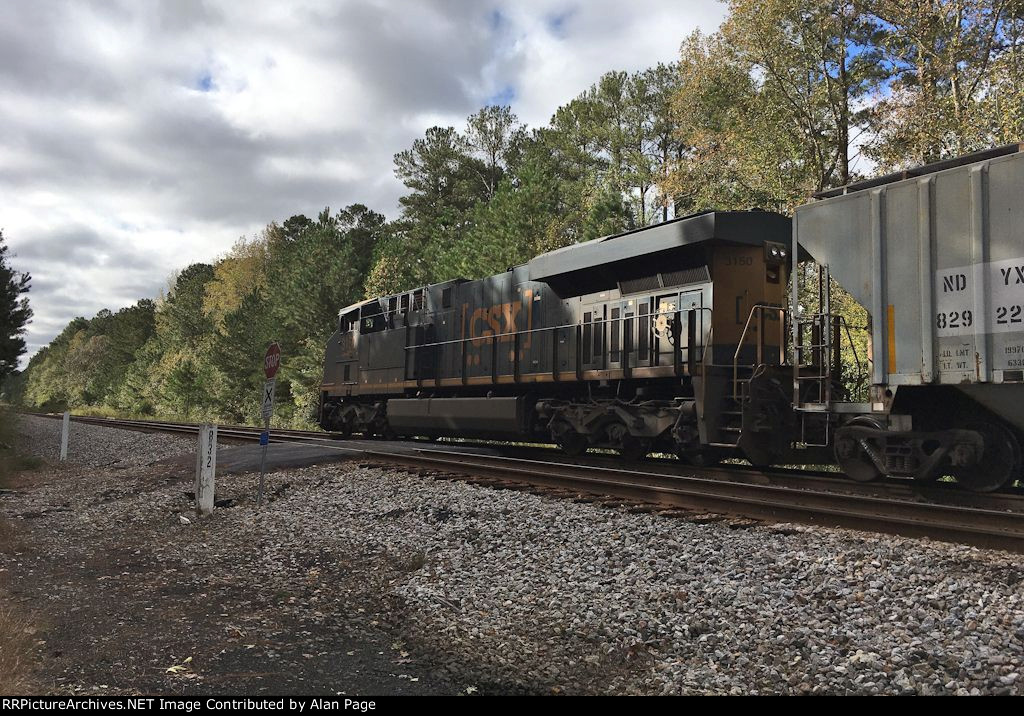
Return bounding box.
[30,413,1024,553]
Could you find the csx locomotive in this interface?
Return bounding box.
[321,145,1024,492]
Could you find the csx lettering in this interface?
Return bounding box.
[468,302,523,346]
[1000,266,1024,286]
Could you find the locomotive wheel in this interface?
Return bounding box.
[604,421,646,461]
[556,430,588,457]
[954,421,1020,493]
[834,418,885,483]
[676,449,721,467]
[619,435,651,462]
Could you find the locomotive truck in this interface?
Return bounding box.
[320,145,1024,492]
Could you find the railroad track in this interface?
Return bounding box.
[24,412,1024,552]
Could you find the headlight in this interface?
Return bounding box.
[765,242,789,262]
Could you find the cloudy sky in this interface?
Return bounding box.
[1,0,725,364]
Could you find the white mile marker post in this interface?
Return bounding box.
[257,342,281,508]
[195,424,217,517]
[59,411,70,462]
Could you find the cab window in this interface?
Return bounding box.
[339,311,359,334]
[360,303,386,334]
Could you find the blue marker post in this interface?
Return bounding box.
[257,425,271,507]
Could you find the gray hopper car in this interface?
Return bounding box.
[797,144,1024,491]
[320,145,1024,492]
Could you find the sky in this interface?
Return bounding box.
[0,0,726,365]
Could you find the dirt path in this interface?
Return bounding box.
[0,459,460,695]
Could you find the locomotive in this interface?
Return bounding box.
[321,145,1024,492]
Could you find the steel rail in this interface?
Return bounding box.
[23,412,1024,551]
[362,449,1024,552]
[32,412,1024,505]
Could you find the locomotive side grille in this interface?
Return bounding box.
[619,275,661,295]
[619,267,710,296]
[661,266,710,289]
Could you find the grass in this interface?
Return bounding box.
[0,601,36,695]
[0,409,38,694]
[0,409,42,490]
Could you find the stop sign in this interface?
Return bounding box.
[264,342,281,379]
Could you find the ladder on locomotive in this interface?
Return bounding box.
[724,264,866,449]
[718,304,788,449]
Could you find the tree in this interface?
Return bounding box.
[665,31,808,212]
[363,229,422,297]
[111,337,162,415]
[203,236,270,329]
[0,230,31,383]
[161,353,215,420]
[986,3,1024,142]
[437,149,565,280]
[393,126,484,227]
[261,206,387,420]
[663,0,881,213]
[106,300,156,367]
[159,263,216,346]
[723,0,882,191]
[433,132,634,282]
[21,318,87,409]
[865,0,1016,168]
[464,105,527,200]
[211,290,274,421]
[643,63,687,222]
[368,126,492,288]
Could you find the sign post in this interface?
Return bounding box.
[59,411,70,462]
[257,342,281,507]
[195,424,217,517]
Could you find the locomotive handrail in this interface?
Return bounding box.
[733,304,788,400]
[402,321,575,349]
[400,306,711,351]
[701,323,715,365]
[401,305,713,385]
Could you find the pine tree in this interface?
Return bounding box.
[0,230,32,383]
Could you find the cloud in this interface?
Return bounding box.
[0,0,725,365]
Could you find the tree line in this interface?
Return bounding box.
[6,0,1023,425]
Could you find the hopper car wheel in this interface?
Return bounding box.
[834,417,885,483]
[954,421,1020,493]
[557,430,588,458]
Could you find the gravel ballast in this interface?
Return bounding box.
[17,415,196,468]
[4,416,1023,695]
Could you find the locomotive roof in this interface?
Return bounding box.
[527,210,791,288]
